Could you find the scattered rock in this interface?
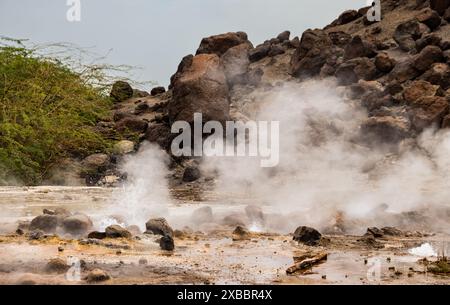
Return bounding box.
[361,116,411,143]
[29,215,58,233]
[86,268,110,283]
[337,10,360,25]
[413,45,444,72]
[88,231,107,239]
[105,225,132,239]
[151,86,166,96]
[28,230,44,240]
[416,8,442,31]
[110,81,133,102]
[293,226,322,246]
[290,29,333,78]
[182,166,201,182]
[145,218,173,237]
[366,227,384,238]
[61,213,93,236]
[159,235,175,251]
[45,258,70,274]
[344,36,377,60]
[381,227,404,236]
[335,57,377,85]
[430,0,450,16]
[403,80,439,103]
[276,30,291,42]
[375,52,396,73]
[394,19,425,52]
[409,96,449,130]
[196,32,249,56]
[419,63,450,89]
[115,117,148,134]
[249,44,271,62]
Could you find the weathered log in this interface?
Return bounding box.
[286,252,328,274]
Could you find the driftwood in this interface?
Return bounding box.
[286,252,328,275]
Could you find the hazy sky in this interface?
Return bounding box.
[0,0,363,87]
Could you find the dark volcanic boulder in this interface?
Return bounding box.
[87,231,107,240]
[416,8,442,31]
[293,226,322,246]
[29,215,58,233]
[335,57,377,85]
[337,10,360,25]
[409,96,449,130]
[196,32,249,56]
[145,218,173,237]
[45,258,70,274]
[413,45,444,72]
[115,117,148,134]
[276,30,291,42]
[430,0,450,15]
[182,166,201,182]
[375,52,396,73]
[145,123,172,151]
[328,31,352,48]
[249,43,271,62]
[110,81,133,102]
[105,225,132,239]
[344,36,377,60]
[416,34,443,52]
[403,80,439,103]
[169,53,230,124]
[394,20,425,52]
[159,235,175,251]
[150,86,166,96]
[389,57,421,83]
[361,116,411,143]
[419,63,450,89]
[61,213,93,236]
[290,29,334,78]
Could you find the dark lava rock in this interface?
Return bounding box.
[145,218,173,237]
[105,225,132,239]
[45,258,70,274]
[29,215,58,233]
[151,86,166,96]
[366,227,384,238]
[110,81,133,102]
[159,235,175,251]
[293,226,322,246]
[85,269,110,283]
[182,166,201,182]
[87,231,107,240]
[61,213,93,236]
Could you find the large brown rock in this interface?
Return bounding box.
[337,10,361,25]
[419,63,450,89]
[361,116,411,143]
[389,57,421,83]
[413,45,444,72]
[110,81,133,102]
[169,54,230,124]
[61,213,93,236]
[409,96,449,130]
[196,32,249,56]
[430,0,450,15]
[403,80,439,103]
[375,52,396,73]
[29,215,58,233]
[394,20,425,52]
[335,57,377,85]
[145,123,172,151]
[344,36,377,60]
[145,218,173,237]
[115,117,148,134]
[290,29,333,78]
[416,8,442,31]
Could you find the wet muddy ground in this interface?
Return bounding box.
[0,186,448,285]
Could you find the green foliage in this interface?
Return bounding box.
[0,41,115,185]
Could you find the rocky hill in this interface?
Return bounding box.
[73,0,450,187]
